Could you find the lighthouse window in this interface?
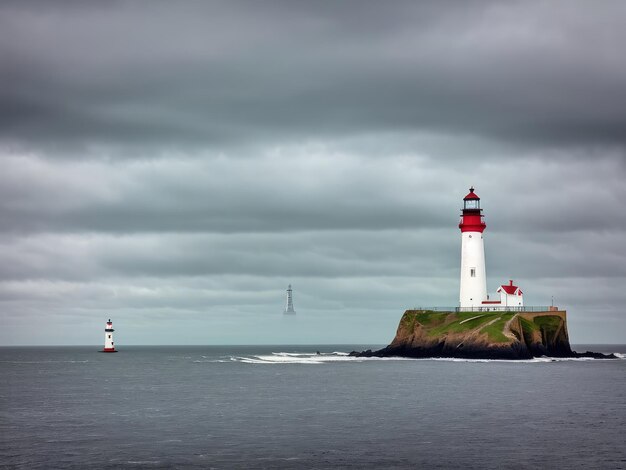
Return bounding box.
[470,268,476,277]
[108,335,111,338]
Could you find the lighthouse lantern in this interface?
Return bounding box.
[463,187,480,210]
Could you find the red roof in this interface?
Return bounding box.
[464,187,480,200]
[497,280,522,295]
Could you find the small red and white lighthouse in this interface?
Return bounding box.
[103,319,117,353]
[459,187,488,308]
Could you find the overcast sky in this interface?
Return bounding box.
[1,0,625,346]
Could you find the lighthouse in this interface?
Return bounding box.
[103,319,117,353]
[459,187,487,308]
[284,284,296,314]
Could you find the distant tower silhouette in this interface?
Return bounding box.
[284,284,296,314]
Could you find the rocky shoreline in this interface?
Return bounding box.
[350,348,617,360]
[351,310,617,360]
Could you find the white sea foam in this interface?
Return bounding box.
[234,354,325,364]
[1,360,89,364]
[272,352,317,357]
[227,351,625,365]
[192,359,230,363]
[230,352,418,365]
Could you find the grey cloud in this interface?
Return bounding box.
[2,1,626,153]
[0,230,457,282]
[2,224,624,289]
[2,148,625,236]
[0,150,453,234]
[1,1,625,346]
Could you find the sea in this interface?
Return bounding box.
[1,345,625,469]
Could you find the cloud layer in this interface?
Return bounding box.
[3,1,626,151]
[1,1,625,345]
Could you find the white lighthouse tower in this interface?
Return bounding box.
[103,319,117,353]
[459,187,488,309]
[284,284,296,315]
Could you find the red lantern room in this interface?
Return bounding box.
[459,187,486,233]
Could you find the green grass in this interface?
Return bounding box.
[402,311,523,343]
[402,310,450,330]
[413,311,447,326]
[428,313,513,337]
[479,316,511,343]
[401,312,418,332]
[400,312,563,344]
[533,316,562,330]
[532,316,562,339]
[518,316,538,344]
[519,316,539,332]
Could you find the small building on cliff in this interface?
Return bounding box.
[496,280,524,307]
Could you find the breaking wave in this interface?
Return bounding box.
[223,351,626,365]
[232,352,361,365]
[229,351,416,365]
[0,360,90,364]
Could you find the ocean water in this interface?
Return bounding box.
[1,345,625,469]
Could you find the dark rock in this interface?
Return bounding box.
[573,351,618,359]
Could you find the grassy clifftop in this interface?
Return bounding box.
[379,309,573,359]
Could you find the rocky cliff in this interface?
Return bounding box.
[353,310,615,360]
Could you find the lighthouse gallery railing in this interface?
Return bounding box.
[410,306,553,312]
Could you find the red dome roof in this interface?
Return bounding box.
[464,186,480,200]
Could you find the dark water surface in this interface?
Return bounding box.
[2,345,625,469]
